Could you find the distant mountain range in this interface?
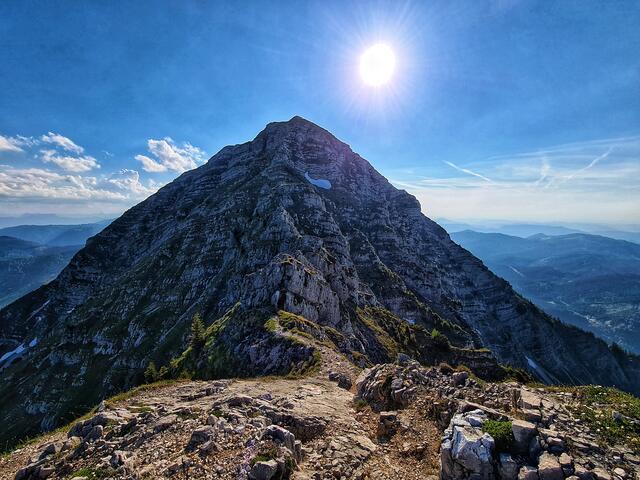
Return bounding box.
[0,219,111,247]
[451,230,640,354]
[0,221,111,308]
[0,237,79,308]
[440,220,640,244]
[0,214,113,229]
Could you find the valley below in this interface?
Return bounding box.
[451,231,640,354]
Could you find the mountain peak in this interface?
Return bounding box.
[257,115,342,147]
[1,117,639,450]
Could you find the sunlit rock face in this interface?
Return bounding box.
[0,116,638,446]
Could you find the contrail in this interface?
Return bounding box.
[444,161,492,183]
[555,147,612,186]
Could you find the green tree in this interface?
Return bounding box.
[144,361,158,383]
[190,313,206,350]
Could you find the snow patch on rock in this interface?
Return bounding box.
[304,172,331,190]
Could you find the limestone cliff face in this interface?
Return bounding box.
[0,116,638,446]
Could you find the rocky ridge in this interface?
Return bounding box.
[1,348,637,480]
[1,116,638,449]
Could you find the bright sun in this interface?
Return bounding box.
[359,44,396,87]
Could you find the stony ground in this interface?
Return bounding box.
[1,345,638,480]
[0,344,441,480]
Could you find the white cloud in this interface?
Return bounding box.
[136,137,206,173]
[40,149,100,173]
[0,130,176,216]
[135,154,167,173]
[40,132,84,154]
[0,135,28,152]
[0,165,157,202]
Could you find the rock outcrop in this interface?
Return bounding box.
[355,358,640,480]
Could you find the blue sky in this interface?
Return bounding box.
[0,1,638,225]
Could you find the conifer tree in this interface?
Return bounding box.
[144,361,158,383]
[190,313,206,349]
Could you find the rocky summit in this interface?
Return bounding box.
[0,116,639,458]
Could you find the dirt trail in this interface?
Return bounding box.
[0,337,440,480]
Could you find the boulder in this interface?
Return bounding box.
[499,453,519,480]
[38,441,64,460]
[519,466,539,480]
[187,426,216,450]
[612,468,626,479]
[538,452,564,480]
[511,420,536,454]
[262,425,300,463]
[151,414,177,433]
[559,453,574,476]
[452,371,469,386]
[37,467,55,479]
[84,425,103,442]
[573,464,595,480]
[519,390,542,410]
[227,395,253,407]
[592,468,612,480]
[249,459,279,480]
[396,353,411,366]
[328,371,352,390]
[377,411,399,438]
[110,450,134,469]
[547,437,565,454]
[441,410,495,480]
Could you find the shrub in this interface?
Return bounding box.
[439,362,454,375]
[430,328,450,350]
[158,365,169,379]
[353,398,369,412]
[482,420,514,453]
[501,364,534,384]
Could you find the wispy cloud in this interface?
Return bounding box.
[40,132,84,154]
[1,131,102,173]
[135,137,206,173]
[444,161,492,183]
[40,149,100,173]
[0,135,35,153]
[135,154,167,173]
[533,157,550,186]
[389,135,640,224]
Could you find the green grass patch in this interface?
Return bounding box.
[264,317,279,333]
[553,385,640,450]
[104,379,185,408]
[67,467,110,479]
